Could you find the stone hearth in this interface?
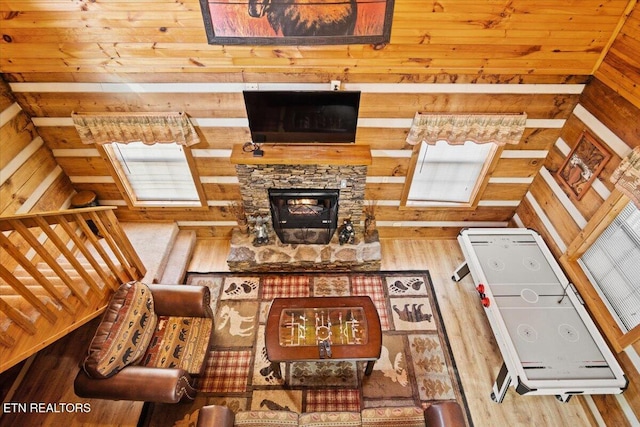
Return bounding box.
[227,228,381,272]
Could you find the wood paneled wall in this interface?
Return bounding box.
[0,80,73,217]
[7,81,585,238]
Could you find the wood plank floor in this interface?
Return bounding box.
[1,238,594,426]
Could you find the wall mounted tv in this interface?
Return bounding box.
[243,90,361,143]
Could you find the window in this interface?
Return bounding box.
[579,201,640,332]
[404,140,497,207]
[104,142,203,207]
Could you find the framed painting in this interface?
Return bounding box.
[557,130,612,200]
[198,0,394,45]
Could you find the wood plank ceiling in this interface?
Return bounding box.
[0,0,631,78]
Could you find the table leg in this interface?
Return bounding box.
[273,362,282,380]
[491,363,511,403]
[364,360,375,376]
[452,261,470,282]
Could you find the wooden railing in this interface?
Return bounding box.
[0,206,145,372]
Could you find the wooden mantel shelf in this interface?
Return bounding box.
[230,144,372,166]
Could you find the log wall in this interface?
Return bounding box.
[6,81,585,238]
[0,80,73,217]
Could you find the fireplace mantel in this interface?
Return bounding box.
[230,144,372,166]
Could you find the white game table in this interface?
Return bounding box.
[452,228,627,403]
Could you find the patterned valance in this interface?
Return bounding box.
[610,147,640,209]
[406,113,527,146]
[71,112,200,146]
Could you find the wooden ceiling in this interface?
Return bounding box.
[0,0,634,82]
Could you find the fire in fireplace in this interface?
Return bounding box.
[269,188,339,244]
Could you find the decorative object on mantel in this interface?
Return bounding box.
[71,112,199,146]
[557,130,612,201]
[229,202,250,235]
[249,215,270,246]
[338,218,356,245]
[363,200,378,241]
[610,146,640,208]
[198,0,394,45]
[405,113,527,146]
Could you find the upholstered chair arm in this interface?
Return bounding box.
[74,366,196,403]
[424,401,466,427]
[149,284,213,318]
[196,405,236,427]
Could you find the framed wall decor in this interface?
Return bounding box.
[198,0,394,45]
[557,130,612,200]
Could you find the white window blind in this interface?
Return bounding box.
[407,140,495,206]
[579,201,640,332]
[111,142,199,203]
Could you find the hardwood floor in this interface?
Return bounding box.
[1,238,594,426]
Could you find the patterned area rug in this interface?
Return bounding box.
[142,271,468,426]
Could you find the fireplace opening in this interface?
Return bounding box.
[269,188,339,244]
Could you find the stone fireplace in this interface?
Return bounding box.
[228,144,380,271]
[269,188,340,244]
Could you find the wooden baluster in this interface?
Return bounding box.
[0,297,37,334]
[72,212,129,284]
[8,219,87,307]
[96,210,146,281]
[0,331,16,347]
[33,216,102,297]
[56,215,119,291]
[86,211,136,281]
[0,263,57,323]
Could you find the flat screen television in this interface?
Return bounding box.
[243,90,360,143]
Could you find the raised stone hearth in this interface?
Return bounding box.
[227,228,381,272]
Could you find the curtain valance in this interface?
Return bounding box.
[71,112,200,146]
[405,113,527,146]
[610,146,640,209]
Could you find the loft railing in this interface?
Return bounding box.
[0,206,145,372]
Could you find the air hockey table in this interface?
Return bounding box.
[452,228,627,403]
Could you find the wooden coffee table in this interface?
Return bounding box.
[265,296,382,376]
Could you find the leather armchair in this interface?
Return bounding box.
[74,282,214,403]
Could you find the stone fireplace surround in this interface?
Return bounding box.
[228,144,380,271]
[236,163,367,225]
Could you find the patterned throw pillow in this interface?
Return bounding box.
[139,316,212,374]
[361,406,426,427]
[234,410,299,426]
[298,412,362,427]
[82,281,157,378]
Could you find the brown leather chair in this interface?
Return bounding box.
[74,281,214,403]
